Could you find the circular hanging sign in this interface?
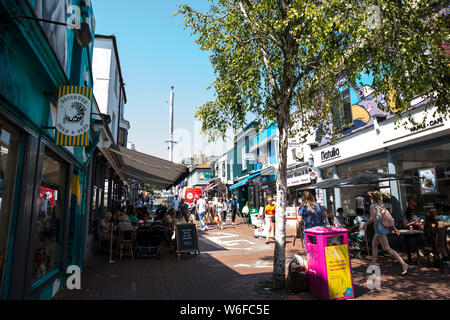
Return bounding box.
[56,92,91,136]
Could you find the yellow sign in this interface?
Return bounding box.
[325,244,353,299]
[55,85,92,146]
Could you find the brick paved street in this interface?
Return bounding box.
[56,221,450,300]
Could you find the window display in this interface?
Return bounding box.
[31,149,67,283]
[0,120,20,293]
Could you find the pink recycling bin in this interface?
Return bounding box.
[304,226,354,300]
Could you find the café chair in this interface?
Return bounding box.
[118,229,135,260]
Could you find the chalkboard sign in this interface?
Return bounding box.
[175,223,200,260]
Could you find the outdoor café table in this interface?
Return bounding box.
[398,229,424,264]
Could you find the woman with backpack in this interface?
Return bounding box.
[297,191,327,233]
[361,191,409,275]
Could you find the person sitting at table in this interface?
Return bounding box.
[127,206,140,224]
[351,208,369,239]
[424,209,450,253]
[173,209,185,226]
[164,209,175,227]
[113,209,123,227]
[97,212,114,242]
[334,208,345,228]
[117,215,134,232]
[400,200,419,229]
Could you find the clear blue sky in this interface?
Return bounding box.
[92,1,231,162]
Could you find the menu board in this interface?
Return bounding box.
[175,224,200,260]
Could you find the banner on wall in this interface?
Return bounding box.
[55,85,92,146]
[418,168,438,194]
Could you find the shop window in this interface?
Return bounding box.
[0,120,21,294]
[395,142,450,217]
[31,148,68,284]
[287,188,296,208]
[331,88,353,131]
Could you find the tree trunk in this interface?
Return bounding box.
[272,101,290,289]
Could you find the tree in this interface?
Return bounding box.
[177,0,326,289]
[292,0,449,138]
[177,0,449,289]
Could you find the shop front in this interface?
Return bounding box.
[313,104,450,221]
[393,140,450,218]
[247,171,276,210]
[0,0,97,299]
[286,165,319,225]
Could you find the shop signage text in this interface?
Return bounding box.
[409,117,443,133]
[321,147,340,162]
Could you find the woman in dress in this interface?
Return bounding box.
[361,191,408,275]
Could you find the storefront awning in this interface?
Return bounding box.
[203,182,215,192]
[229,172,261,191]
[298,178,341,190]
[109,146,189,189]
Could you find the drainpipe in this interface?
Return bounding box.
[116,83,123,146]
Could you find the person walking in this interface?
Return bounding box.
[150,195,154,210]
[264,197,276,244]
[179,198,189,223]
[361,191,409,275]
[188,198,197,223]
[222,195,228,225]
[173,195,181,213]
[196,195,208,231]
[230,194,239,226]
[216,198,226,230]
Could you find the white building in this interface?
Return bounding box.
[92,34,130,147]
[311,103,450,219]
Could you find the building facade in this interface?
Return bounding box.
[0,0,97,299]
[311,73,450,220]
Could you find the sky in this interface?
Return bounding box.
[92,1,233,162]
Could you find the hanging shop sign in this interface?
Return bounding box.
[55,85,92,146]
[287,166,318,187]
[418,168,438,195]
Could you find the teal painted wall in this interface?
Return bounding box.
[0,0,96,300]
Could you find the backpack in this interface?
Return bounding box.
[377,204,395,229]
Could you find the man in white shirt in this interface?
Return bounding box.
[196,195,208,231]
[355,195,365,214]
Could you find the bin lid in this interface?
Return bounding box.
[304,226,348,235]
